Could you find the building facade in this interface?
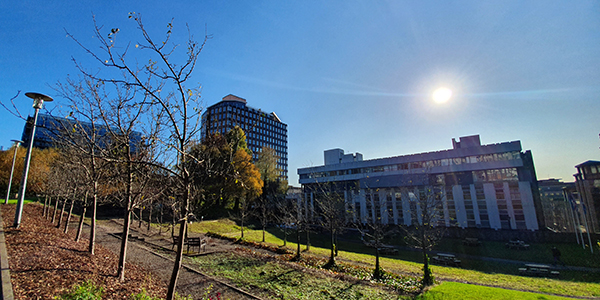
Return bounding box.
[200,94,288,179]
[21,114,142,151]
[538,179,575,232]
[573,161,600,234]
[298,135,543,231]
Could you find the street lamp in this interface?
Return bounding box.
[4,139,23,204]
[13,92,53,228]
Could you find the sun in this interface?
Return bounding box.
[432,87,452,103]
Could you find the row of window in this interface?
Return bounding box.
[346,182,526,229]
[210,106,287,131]
[247,131,287,147]
[301,167,519,184]
[302,152,521,179]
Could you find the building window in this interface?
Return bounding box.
[395,191,403,224]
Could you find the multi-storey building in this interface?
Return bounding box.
[538,179,575,232]
[200,94,288,179]
[298,135,543,231]
[573,161,600,233]
[21,114,142,151]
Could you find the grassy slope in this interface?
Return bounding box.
[189,219,600,299]
[189,251,412,300]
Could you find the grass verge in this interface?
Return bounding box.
[416,282,575,300]
[189,219,600,298]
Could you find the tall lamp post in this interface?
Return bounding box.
[4,139,23,204]
[14,92,53,228]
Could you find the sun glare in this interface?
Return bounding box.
[432,87,452,103]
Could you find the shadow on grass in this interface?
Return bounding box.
[264,227,600,283]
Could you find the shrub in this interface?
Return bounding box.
[56,280,103,300]
[130,289,161,300]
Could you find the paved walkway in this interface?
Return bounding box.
[87,219,262,300]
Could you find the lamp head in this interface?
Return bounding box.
[25,92,53,109]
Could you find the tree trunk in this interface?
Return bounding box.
[42,196,48,217]
[422,228,433,286]
[76,204,86,242]
[51,197,59,224]
[138,205,143,228]
[147,199,152,231]
[334,232,339,256]
[64,199,74,233]
[328,225,335,266]
[171,212,176,238]
[241,215,245,239]
[166,178,190,300]
[306,226,310,251]
[118,155,134,281]
[88,180,98,255]
[422,248,432,286]
[118,207,132,281]
[45,196,52,219]
[56,198,67,228]
[374,248,381,279]
[295,227,300,256]
[262,224,265,243]
[159,204,163,235]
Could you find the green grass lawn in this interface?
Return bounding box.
[417,282,574,300]
[187,219,600,299]
[3,199,35,205]
[432,238,600,269]
[188,251,412,300]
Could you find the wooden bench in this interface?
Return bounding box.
[172,235,182,249]
[172,236,207,253]
[186,237,202,253]
[463,237,482,246]
[378,245,399,255]
[518,264,559,277]
[431,253,461,267]
[172,235,191,250]
[200,238,207,252]
[505,240,530,250]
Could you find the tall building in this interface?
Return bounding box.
[573,160,600,233]
[200,94,288,179]
[21,114,142,151]
[538,179,575,232]
[298,135,543,231]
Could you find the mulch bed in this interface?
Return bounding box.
[2,204,167,300]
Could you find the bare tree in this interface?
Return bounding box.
[254,197,272,243]
[51,78,113,256]
[275,196,305,259]
[230,195,253,239]
[274,198,295,247]
[354,216,396,280]
[401,185,445,287]
[66,13,210,299]
[308,181,347,268]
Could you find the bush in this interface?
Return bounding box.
[130,289,161,300]
[57,280,103,300]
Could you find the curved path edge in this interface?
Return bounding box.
[0,206,14,300]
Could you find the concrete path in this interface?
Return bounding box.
[89,219,262,300]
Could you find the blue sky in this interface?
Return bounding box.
[1,1,599,185]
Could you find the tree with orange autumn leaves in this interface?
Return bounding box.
[0,145,60,198]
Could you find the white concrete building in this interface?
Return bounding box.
[298,135,543,231]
